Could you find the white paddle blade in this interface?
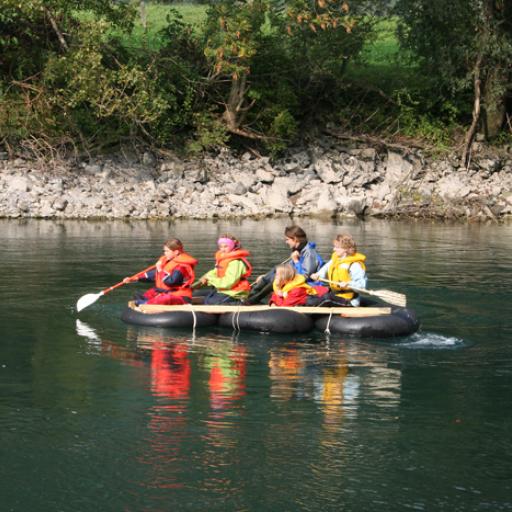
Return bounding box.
[76,292,103,312]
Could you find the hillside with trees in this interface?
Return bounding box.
[0,0,510,161]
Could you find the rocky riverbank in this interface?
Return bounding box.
[1,137,511,221]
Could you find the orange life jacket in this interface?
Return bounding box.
[155,252,197,298]
[214,249,252,293]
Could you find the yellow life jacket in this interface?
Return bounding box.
[273,274,317,298]
[327,252,366,300]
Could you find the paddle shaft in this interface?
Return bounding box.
[318,278,406,307]
[102,264,156,295]
[318,277,364,294]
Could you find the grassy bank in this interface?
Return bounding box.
[119,2,208,50]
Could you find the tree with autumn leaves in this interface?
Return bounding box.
[201,0,373,143]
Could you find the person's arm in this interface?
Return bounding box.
[296,247,321,278]
[257,267,276,286]
[137,268,156,283]
[310,260,331,281]
[348,263,367,289]
[161,268,185,288]
[205,260,247,290]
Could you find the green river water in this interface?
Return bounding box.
[1,218,511,512]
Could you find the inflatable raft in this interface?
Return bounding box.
[121,301,419,338]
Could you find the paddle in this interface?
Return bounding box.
[191,274,208,289]
[191,256,292,303]
[76,264,156,312]
[318,278,407,307]
[246,257,293,304]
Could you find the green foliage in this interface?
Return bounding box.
[186,111,229,154]
[3,0,509,155]
[266,109,298,154]
[394,0,512,137]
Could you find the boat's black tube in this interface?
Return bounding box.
[121,307,218,328]
[315,306,419,338]
[218,308,314,333]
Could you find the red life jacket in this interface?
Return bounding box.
[214,249,252,293]
[155,251,197,298]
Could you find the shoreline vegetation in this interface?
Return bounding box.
[1,1,510,221]
[1,2,511,156]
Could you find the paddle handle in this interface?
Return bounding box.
[250,256,292,288]
[101,264,156,295]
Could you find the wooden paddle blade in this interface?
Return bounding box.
[370,290,407,307]
[76,292,103,312]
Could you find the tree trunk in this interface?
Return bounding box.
[461,53,483,168]
[222,75,248,132]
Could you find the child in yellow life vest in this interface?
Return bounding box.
[310,234,367,307]
[200,235,253,305]
[269,264,317,307]
[124,238,197,306]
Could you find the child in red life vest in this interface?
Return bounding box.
[200,234,253,305]
[269,264,317,307]
[124,238,198,306]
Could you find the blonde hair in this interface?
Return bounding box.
[274,263,296,287]
[334,234,357,255]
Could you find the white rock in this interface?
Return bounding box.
[436,175,471,200]
[385,152,413,185]
[314,158,344,184]
[7,176,31,193]
[255,168,274,184]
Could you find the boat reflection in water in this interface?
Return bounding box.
[131,326,247,499]
[268,340,402,429]
[76,322,403,503]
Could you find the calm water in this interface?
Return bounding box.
[1,218,512,511]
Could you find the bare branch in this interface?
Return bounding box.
[43,7,69,52]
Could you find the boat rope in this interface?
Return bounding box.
[324,310,334,335]
[187,302,197,331]
[231,304,242,331]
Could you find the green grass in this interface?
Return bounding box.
[347,17,421,93]
[113,2,207,50]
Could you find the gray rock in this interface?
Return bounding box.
[263,183,293,213]
[7,176,31,193]
[142,151,156,167]
[83,163,102,174]
[53,198,68,211]
[436,175,471,200]
[314,158,344,184]
[186,167,208,183]
[255,168,274,184]
[385,151,413,184]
